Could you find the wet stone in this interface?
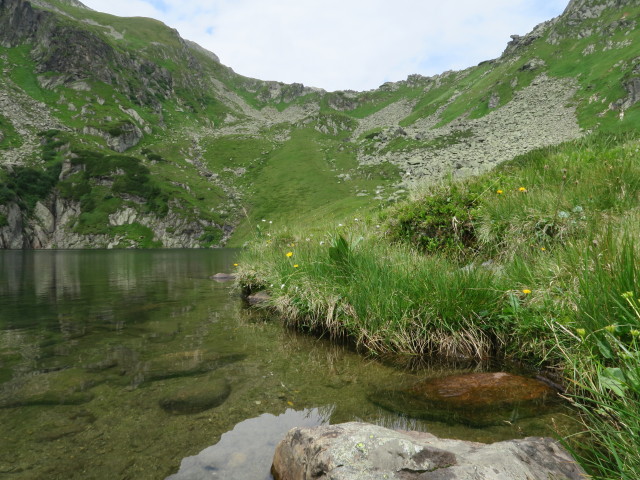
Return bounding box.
[370,372,559,427]
[159,376,231,414]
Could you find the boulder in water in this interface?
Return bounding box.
[370,372,558,427]
[159,375,231,414]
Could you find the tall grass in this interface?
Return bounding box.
[559,240,640,479]
[237,131,640,478]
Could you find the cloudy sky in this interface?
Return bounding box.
[80,0,569,92]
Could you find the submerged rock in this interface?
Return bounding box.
[0,368,99,408]
[143,351,246,383]
[159,376,230,414]
[370,372,558,427]
[210,272,237,282]
[246,291,271,306]
[271,422,586,480]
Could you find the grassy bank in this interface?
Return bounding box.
[237,131,640,479]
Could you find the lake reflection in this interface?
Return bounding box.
[0,250,574,479]
[167,407,333,480]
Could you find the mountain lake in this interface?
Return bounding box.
[0,250,578,479]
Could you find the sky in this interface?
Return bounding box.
[79,0,569,92]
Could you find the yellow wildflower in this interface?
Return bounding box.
[286,252,293,257]
[519,187,527,192]
[233,263,239,267]
[522,289,532,294]
[293,264,299,268]
[496,189,504,194]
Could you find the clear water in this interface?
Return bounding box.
[0,250,576,479]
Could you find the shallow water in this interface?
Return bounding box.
[0,250,576,479]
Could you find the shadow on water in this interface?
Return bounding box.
[0,250,579,479]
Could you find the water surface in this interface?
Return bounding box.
[0,250,574,479]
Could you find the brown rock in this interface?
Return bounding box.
[411,372,555,407]
[369,372,559,427]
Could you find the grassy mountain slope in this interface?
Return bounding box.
[0,0,639,248]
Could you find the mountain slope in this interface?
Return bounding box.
[0,0,638,248]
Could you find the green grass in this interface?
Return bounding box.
[225,127,399,244]
[5,45,59,104]
[0,114,22,150]
[40,0,185,52]
[236,130,640,478]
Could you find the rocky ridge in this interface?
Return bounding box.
[357,73,582,187]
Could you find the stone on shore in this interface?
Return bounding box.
[271,422,586,480]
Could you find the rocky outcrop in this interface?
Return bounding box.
[82,122,143,152]
[0,195,230,249]
[271,422,587,480]
[0,202,26,248]
[0,0,173,108]
[612,76,640,111]
[357,73,582,187]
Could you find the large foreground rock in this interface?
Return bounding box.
[271,422,586,480]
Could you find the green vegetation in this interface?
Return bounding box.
[0,132,63,211]
[224,127,400,244]
[0,114,22,150]
[199,226,223,248]
[58,149,170,233]
[237,131,640,478]
[1,0,640,475]
[5,45,58,104]
[111,223,163,248]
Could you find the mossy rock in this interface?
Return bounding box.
[369,372,560,428]
[0,368,99,408]
[159,376,231,414]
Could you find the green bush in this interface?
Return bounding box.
[3,162,61,211]
[383,183,477,256]
[67,149,168,216]
[199,227,222,247]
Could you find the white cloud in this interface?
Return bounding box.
[81,0,568,91]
